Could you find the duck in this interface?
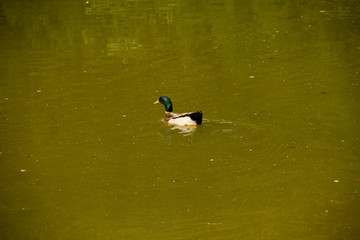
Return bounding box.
[154,96,203,126]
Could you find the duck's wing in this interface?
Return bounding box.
[169,112,194,118]
[170,111,203,125]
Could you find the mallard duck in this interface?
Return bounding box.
[154,96,203,126]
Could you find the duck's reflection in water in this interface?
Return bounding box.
[169,124,197,136]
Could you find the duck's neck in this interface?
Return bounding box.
[164,112,172,121]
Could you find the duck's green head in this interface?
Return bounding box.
[154,96,173,112]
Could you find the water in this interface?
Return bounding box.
[0,0,359,239]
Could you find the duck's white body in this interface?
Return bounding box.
[165,111,200,126]
[168,116,197,126]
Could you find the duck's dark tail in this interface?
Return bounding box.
[190,111,203,125]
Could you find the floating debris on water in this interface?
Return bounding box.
[219,120,232,124]
[222,129,232,133]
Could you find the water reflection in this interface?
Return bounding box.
[169,124,197,136]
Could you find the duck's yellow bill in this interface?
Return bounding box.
[153,100,160,104]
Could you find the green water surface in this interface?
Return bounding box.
[0,0,359,239]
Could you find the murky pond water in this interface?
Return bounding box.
[0,0,359,239]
